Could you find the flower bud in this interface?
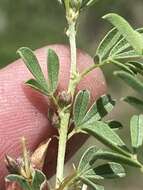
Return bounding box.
[47,109,60,128]
[58,91,72,106]
[5,155,20,174]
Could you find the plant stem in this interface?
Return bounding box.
[55,17,78,188]
[68,21,78,97]
[56,112,70,188]
[79,61,108,80]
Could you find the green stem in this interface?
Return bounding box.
[79,61,108,80]
[56,112,70,188]
[68,21,78,97]
[55,19,77,188]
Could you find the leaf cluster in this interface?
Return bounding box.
[96,13,143,113]
[70,90,143,189]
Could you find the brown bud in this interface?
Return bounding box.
[47,109,60,128]
[58,91,72,106]
[5,155,20,174]
[31,138,51,170]
[51,112,60,127]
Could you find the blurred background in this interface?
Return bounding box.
[0,0,143,189]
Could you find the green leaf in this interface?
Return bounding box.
[17,47,48,91]
[125,63,138,75]
[81,121,129,156]
[103,13,143,55]
[123,96,143,111]
[96,28,121,62]
[110,37,129,56]
[78,146,108,180]
[80,177,104,190]
[78,146,97,172]
[112,60,134,75]
[47,49,60,93]
[129,61,143,70]
[110,28,143,56]
[80,94,115,126]
[73,90,90,126]
[127,61,143,75]
[113,50,142,61]
[32,170,46,190]
[6,175,31,190]
[130,115,143,150]
[114,71,143,94]
[92,149,141,168]
[95,162,125,179]
[26,79,49,95]
[107,120,123,130]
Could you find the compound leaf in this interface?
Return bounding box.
[110,28,143,56]
[103,13,143,55]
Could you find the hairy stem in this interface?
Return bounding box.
[55,17,77,188]
[56,112,70,187]
[68,21,78,97]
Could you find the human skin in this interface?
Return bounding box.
[0,44,107,189]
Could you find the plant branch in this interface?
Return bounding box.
[79,60,109,81]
